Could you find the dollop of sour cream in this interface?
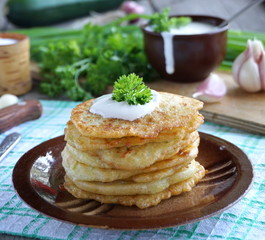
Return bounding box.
[90,90,160,121]
[0,38,18,46]
[146,22,217,75]
[168,22,216,35]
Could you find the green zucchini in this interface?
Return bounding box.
[6,0,125,27]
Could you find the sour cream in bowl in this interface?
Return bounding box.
[142,15,228,83]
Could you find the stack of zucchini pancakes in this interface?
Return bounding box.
[62,92,206,209]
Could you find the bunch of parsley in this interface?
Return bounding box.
[29,9,191,101]
[33,24,155,101]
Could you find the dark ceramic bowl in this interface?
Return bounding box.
[142,15,228,82]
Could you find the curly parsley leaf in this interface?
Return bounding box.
[112,73,152,105]
[149,8,191,32]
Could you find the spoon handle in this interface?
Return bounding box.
[219,0,265,28]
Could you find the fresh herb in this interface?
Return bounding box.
[13,19,265,100]
[113,8,191,33]
[35,41,91,100]
[112,73,152,105]
[149,8,191,32]
[29,24,156,101]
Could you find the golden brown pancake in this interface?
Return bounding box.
[64,162,205,209]
[65,160,199,196]
[64,131,199,170]
[71,92,203,138]
[65,114,203,151]
[62,139,199,182]
[62,152,193,183]
[62,91,205,209]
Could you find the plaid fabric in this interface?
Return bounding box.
[0,100,264,240]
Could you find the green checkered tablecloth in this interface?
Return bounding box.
[0,100,264,240]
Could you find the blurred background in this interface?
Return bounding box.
[1,0,265,31]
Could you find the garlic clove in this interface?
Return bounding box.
[250,39,264,61]
[238,57,261,92]
[232,52,245,80]
[0,94,19,109]
[258,51,265,90]
[120,1,145,23]
[121,1,145,21]
[192,73,227,103]
[232,39,265,92]
[192,92,221,103]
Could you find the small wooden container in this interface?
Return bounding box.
[0,33,31,95]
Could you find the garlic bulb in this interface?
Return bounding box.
[232,39,265,92]
[0,94,19,109]
[121,1,145,23]
[192,73,227,103]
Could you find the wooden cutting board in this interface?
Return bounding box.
[147,71,265,135]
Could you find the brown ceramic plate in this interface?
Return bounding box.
[12,133,253,230]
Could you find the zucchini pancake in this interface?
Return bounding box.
[62,85,205,209]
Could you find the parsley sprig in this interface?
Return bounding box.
[113,8,191,33]
[149,8,191,32]
[112,73,152,105]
